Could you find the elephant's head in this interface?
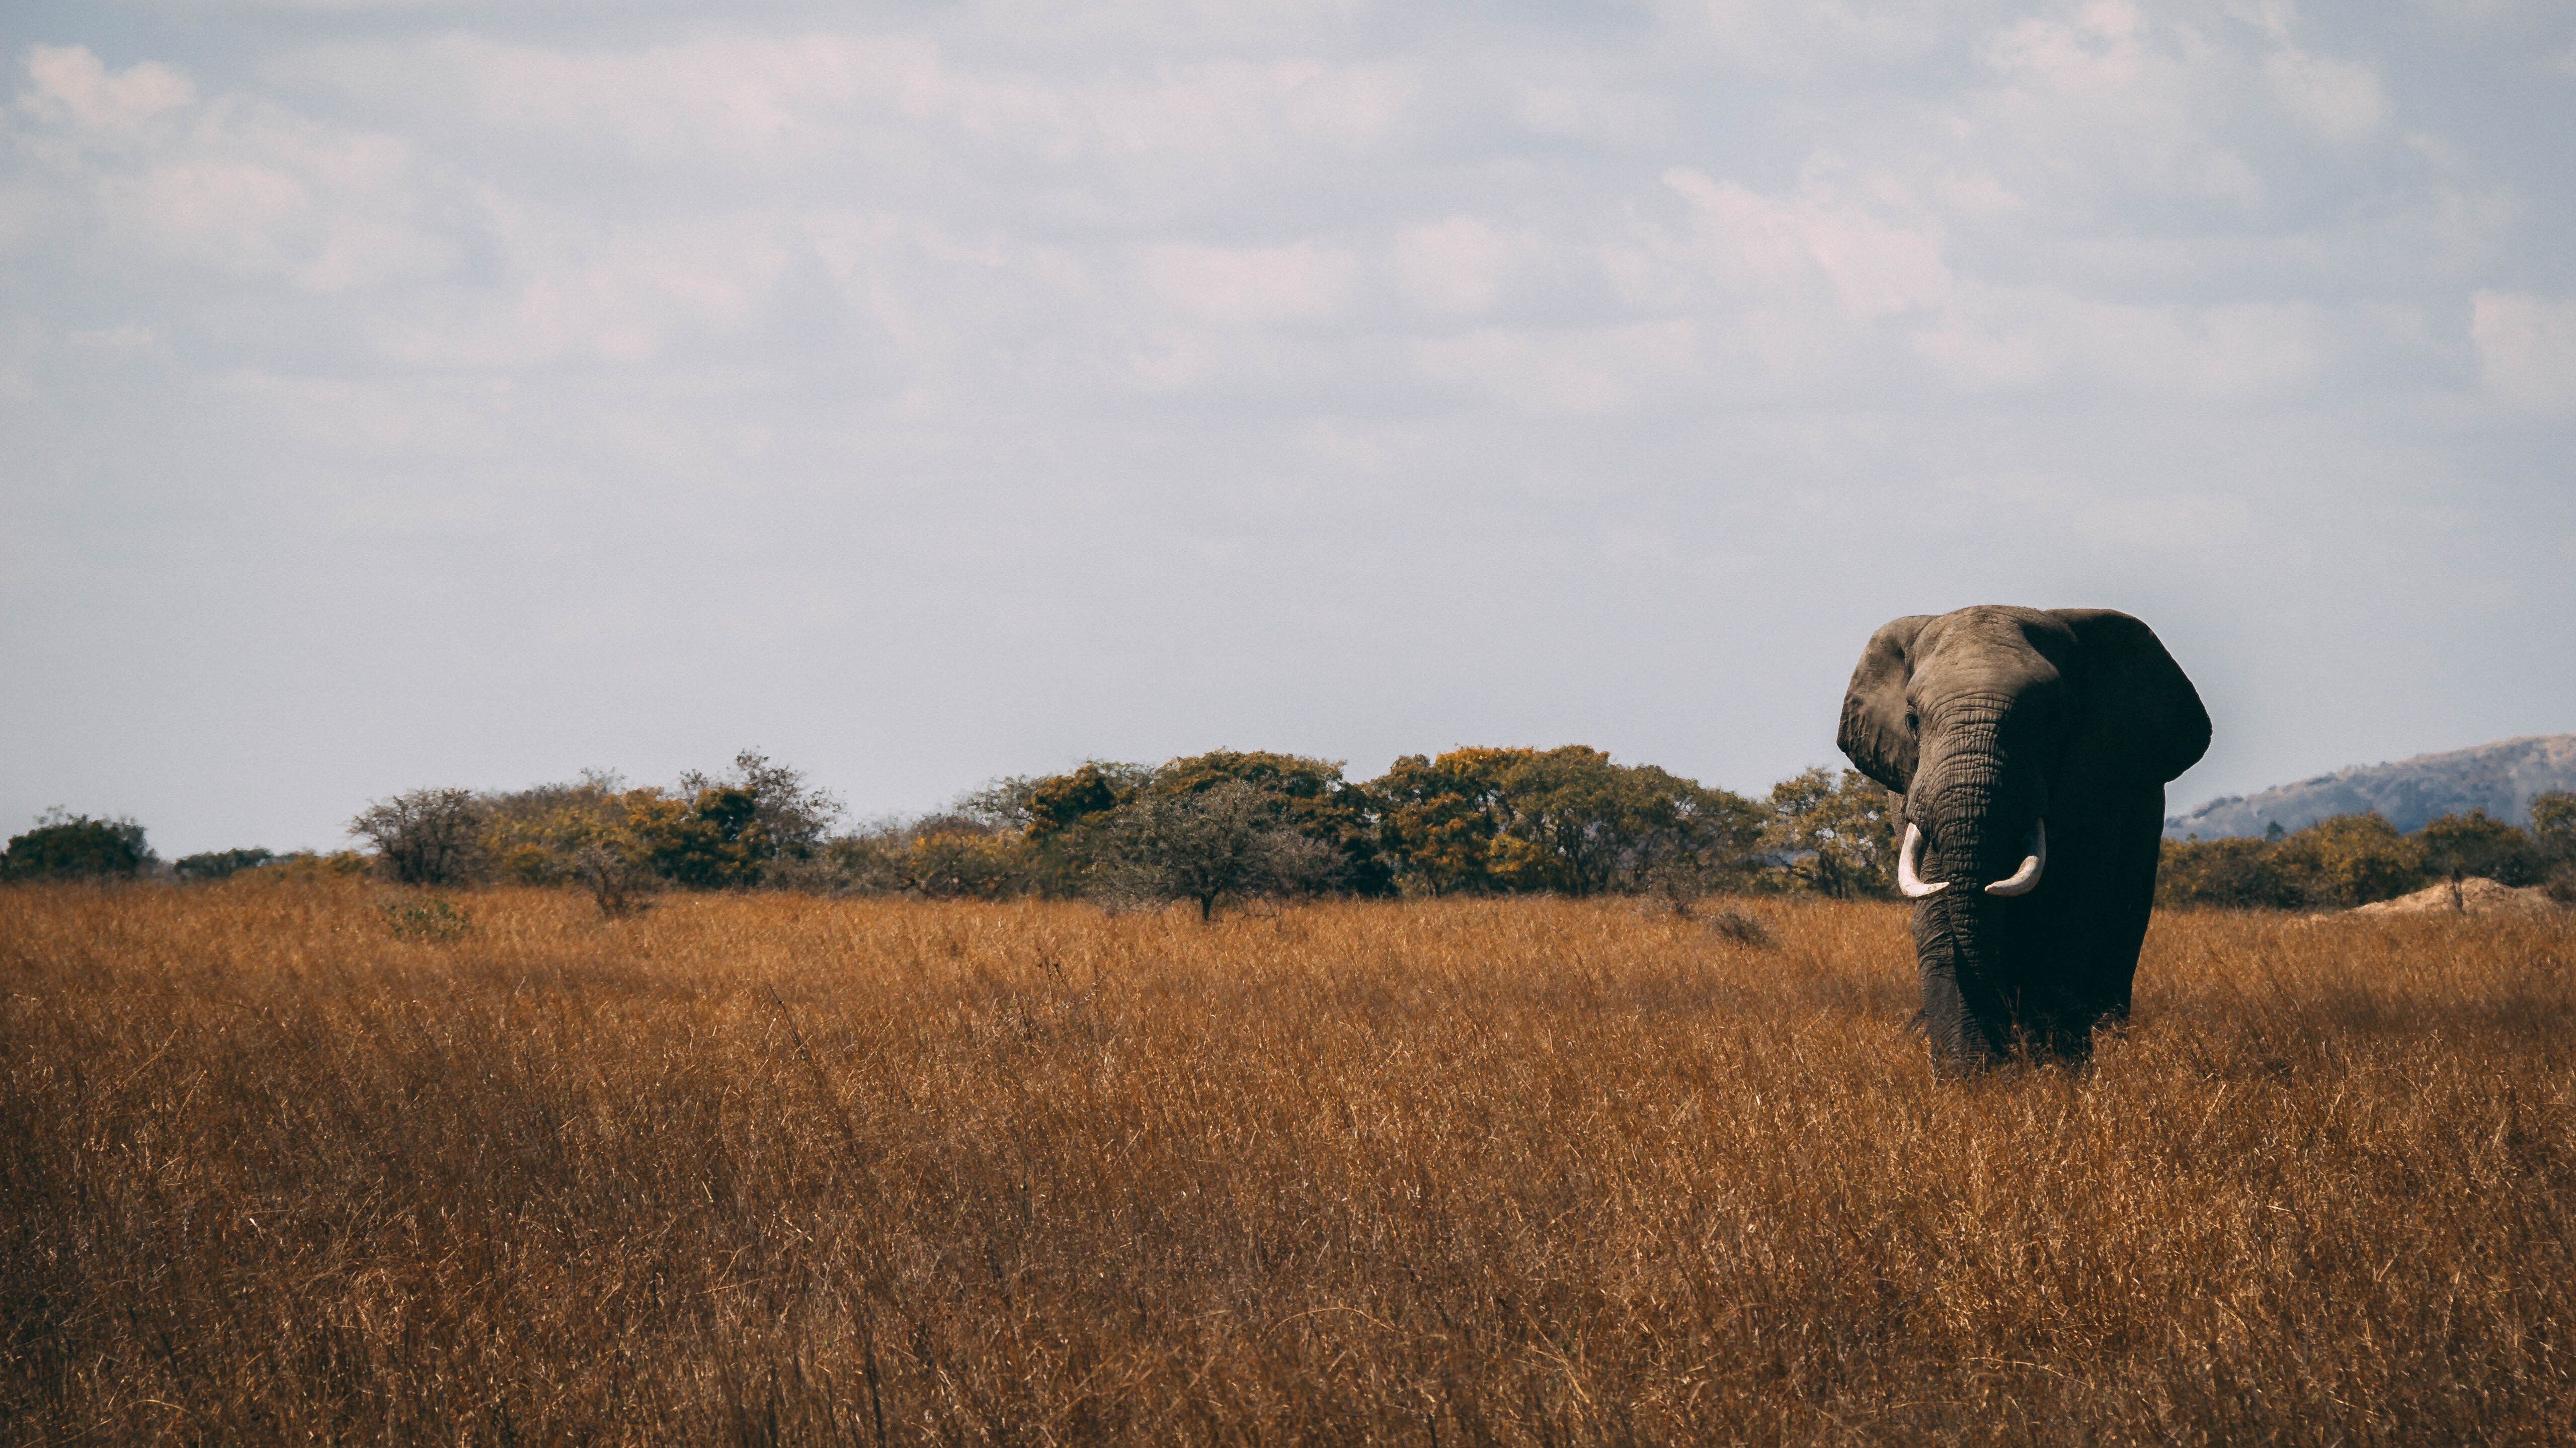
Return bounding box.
[1838,606,2208,1067]
[1838,607,2210,899]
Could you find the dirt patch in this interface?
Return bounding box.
[2348,876,2563,917]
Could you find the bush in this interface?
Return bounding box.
[2156,837,2306,910]
[245,851,377,884]
[1099,781,1332,920]
[174,848,276,882]
[382,896,472,942]
[2160,813,2433,910]
[1372,747,1763,898]
[2417,809,2543,887]
[2,810,154,881]
[349,789,487,886]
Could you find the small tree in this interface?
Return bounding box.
[2416,810,2540,891]
[2156,836,2303,909]
[3,809,154,880]
[1763,768,1899,898]
[349,789,487,886]
[2271,813,2424,907]
[677,750,843,863]
[2532,792,2576,904]
[1103,781,1329,920]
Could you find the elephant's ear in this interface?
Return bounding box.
[2050,609,2212,785]
[1838,615,1934,794]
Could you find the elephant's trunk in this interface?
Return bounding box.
[1906,692,2053,1072]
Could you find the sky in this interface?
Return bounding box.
[4,0,2572,857]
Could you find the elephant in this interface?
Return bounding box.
[1837,606,2210,1074]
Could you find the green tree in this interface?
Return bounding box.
[2416,809,2540,888]
[969,761,1153,897]
[1762,768,1899,898]
[2533,792,2576,903]
[2,809,154,880]
[2156,836,2303,909]
[1371,752,1509,896]
[2272,813,2425,907]
[677,750,842,863]
[2531,792,2576,848]
[1369,747,1762,899]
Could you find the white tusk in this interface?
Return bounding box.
[1897,822,1947,898]
[1984,818,2047,897]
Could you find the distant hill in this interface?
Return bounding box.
[2164,734,2576,840]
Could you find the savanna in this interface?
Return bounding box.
[6,881,2571,1445]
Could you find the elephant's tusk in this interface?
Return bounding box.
[1897,823,1947,898]
[1984,819,2047,897]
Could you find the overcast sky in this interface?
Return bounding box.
[5,0,2572,856]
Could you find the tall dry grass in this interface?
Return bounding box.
[3,882,2571,1444]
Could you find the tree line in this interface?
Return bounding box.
[11,749,2570,915]
[2156,801,2576,909]
[1,748,1901,916]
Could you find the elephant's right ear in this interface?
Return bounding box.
[1838,615,1933,794]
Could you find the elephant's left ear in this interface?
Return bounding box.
[2050,609,2212,784]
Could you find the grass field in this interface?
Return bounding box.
[5,883,2573,1445]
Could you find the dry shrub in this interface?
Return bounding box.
[4,885,2573,1444]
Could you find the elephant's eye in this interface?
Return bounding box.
[1904,711,1918,732]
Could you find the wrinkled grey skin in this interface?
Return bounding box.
[1838,607,2210,1074]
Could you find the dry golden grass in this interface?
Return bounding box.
[5,883,2573,1445]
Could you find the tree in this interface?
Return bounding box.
[967,761,1153,896]
[1372,752,1509,896]
[677,750,842,862]
[1762,768,1899,898]
[2156,836,2303,909]
[349,790,487,886]
[1103,781,1331,920]
[2,809,154,880]
[2534,792,2576,903]
[1370,747,1762,898]
[2271,813,2424,907]
[2416,809,2540,888]
[1151,750,1389,895]
[2531,792,2576,847]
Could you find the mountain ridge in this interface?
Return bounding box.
[2165,734,2576,840]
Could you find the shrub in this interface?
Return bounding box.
[1100,781,1330,920]
[244,851,373,883]
[2417,809,2543,887]
[382,896,471,942]
[1370,747,1763,898]
[174,847,277,882]
[2157,836,2305,909]
[2,810,154,881]
[349,789,488,886]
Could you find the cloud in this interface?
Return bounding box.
[12,48,452,294]
[1412,321,1696,415]
[1632,168,1951,322]
[2472,291,2576,411]
[1390,217,1509,315]
[2263,48,2388,142]
[1967,2,2267,210]
[292,34,1411,169]
[1138,242,1356,325]
[20,45,193,133]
